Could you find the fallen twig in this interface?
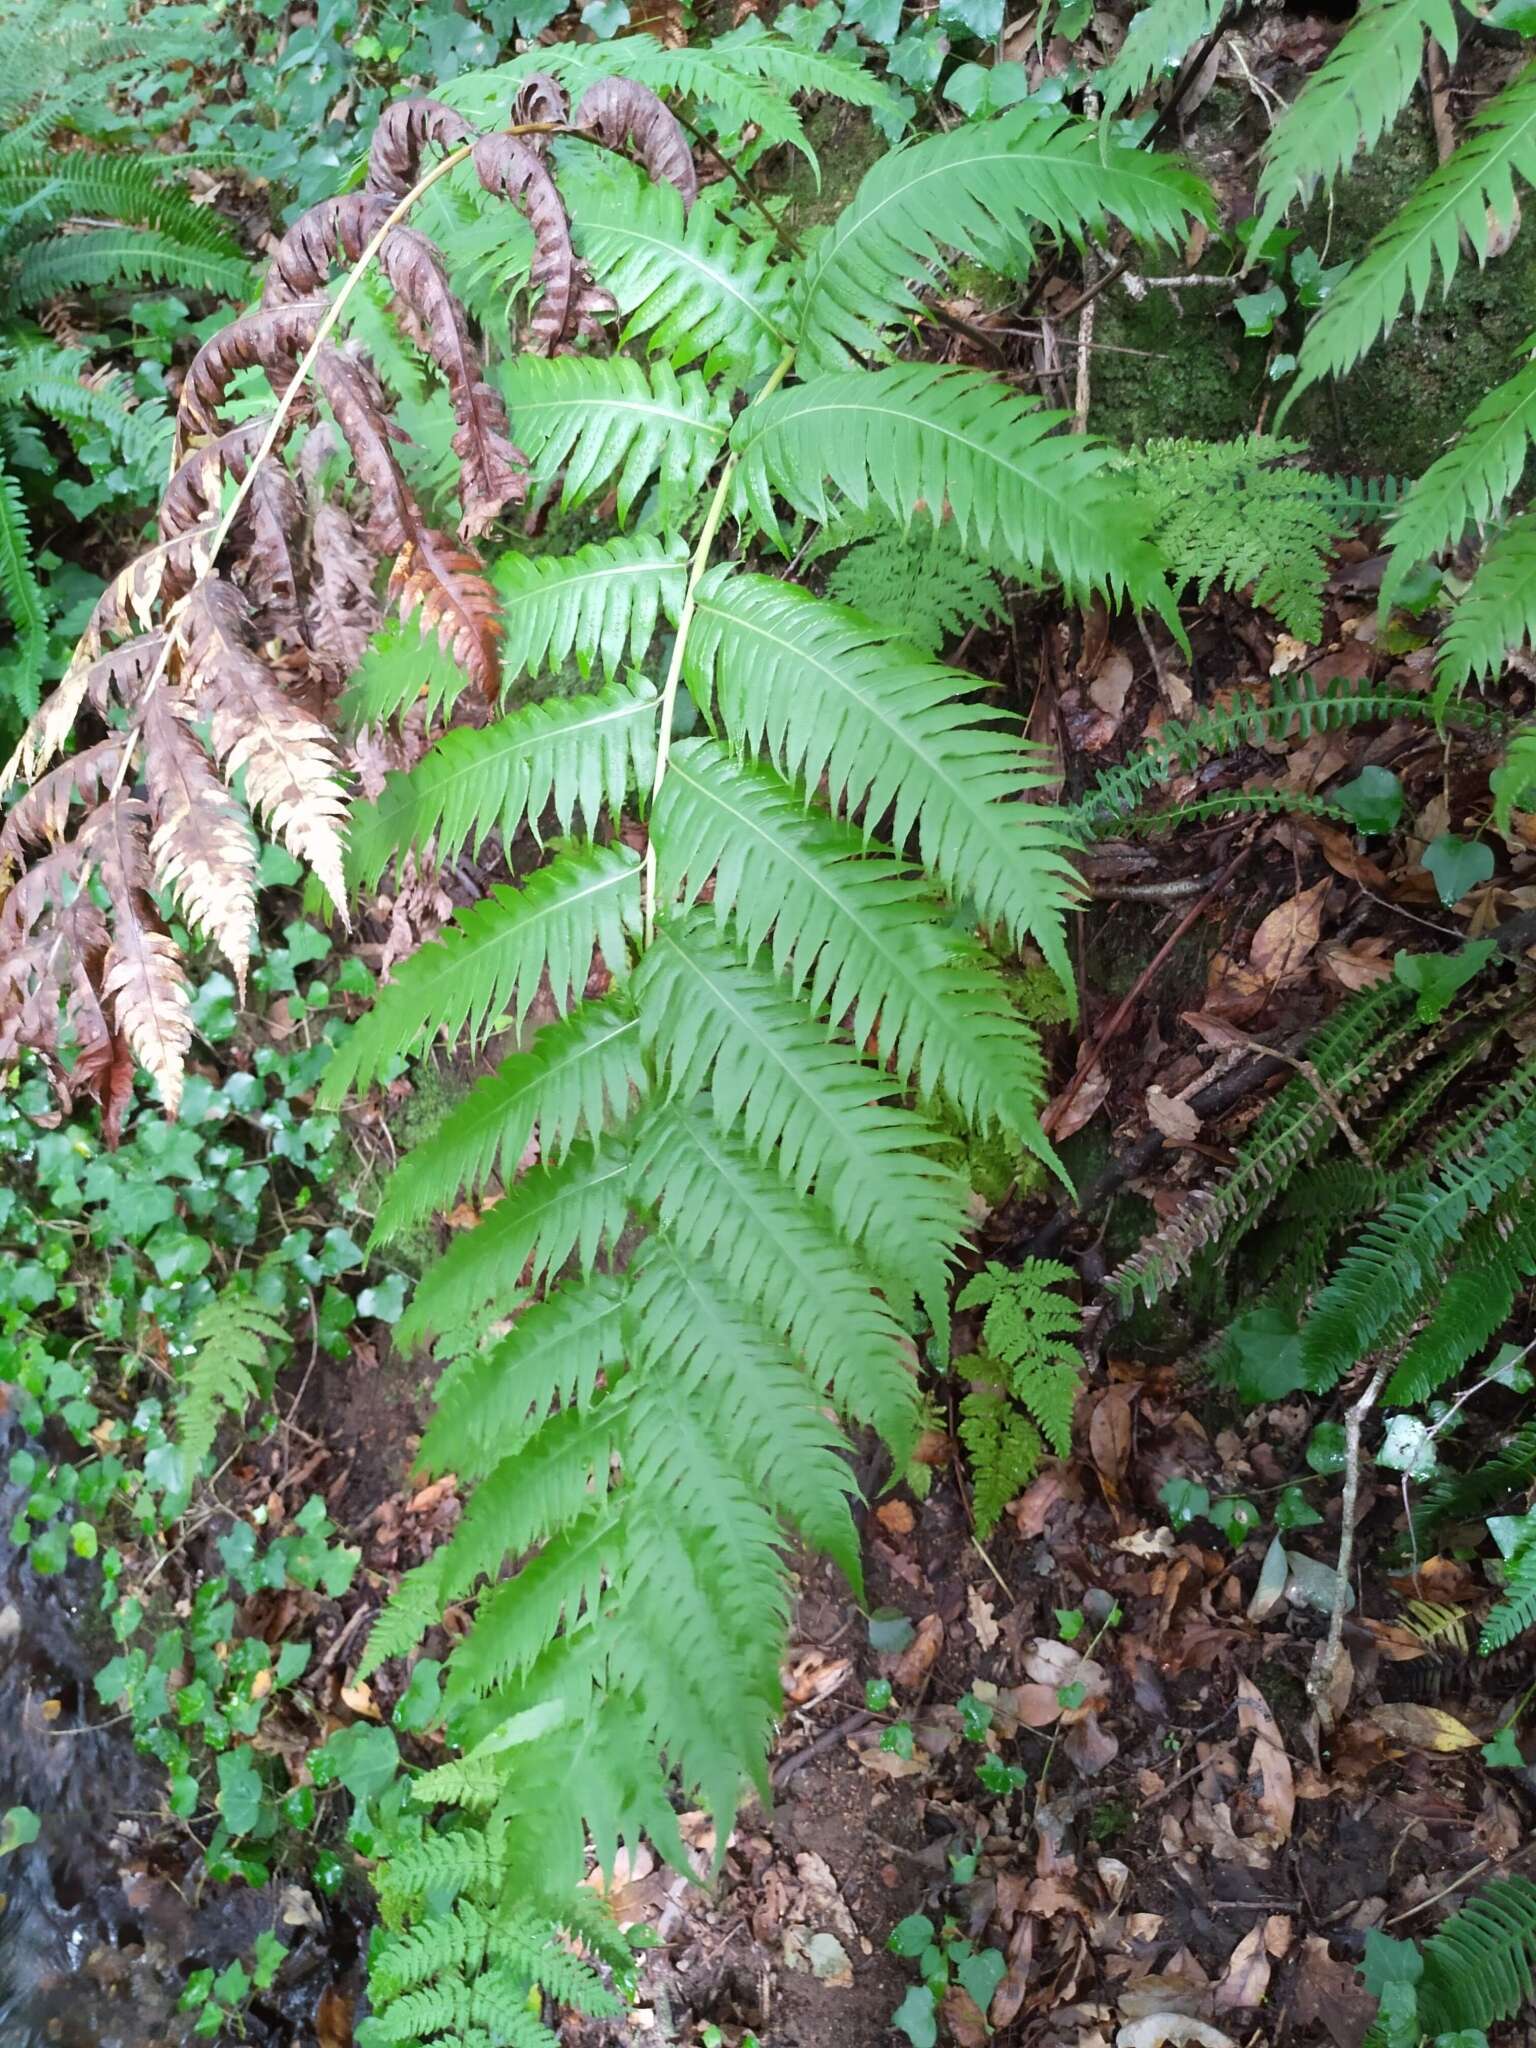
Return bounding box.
[1306,1356,1391,1720]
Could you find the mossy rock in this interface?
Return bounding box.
[1091,103,1536,479]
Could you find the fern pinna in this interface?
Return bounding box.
[0,37,1213,2039]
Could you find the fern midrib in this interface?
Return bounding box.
[518,389,726,444]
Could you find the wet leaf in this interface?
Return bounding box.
[1422,833,1494,908]
[1367,1704,1481,1751]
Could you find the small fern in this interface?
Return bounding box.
[959,1389,1047,1536]
[1123,433,1355,641]
[822,524,1005,653]
[173,1290,286,1492]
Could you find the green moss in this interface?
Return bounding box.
[784,102,888,229]
[1091,279,1268,449]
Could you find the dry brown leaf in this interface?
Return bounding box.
[891,1613,943,1690]
[1366,1704,1481,1752]
[967,1583,1001,1651]
[1088,648,1134,722]
[1236,1675,1295,1846]
[876,1500,915,1535]
[1089,1385,1135,1499]
[1043,1057,1111,1140]
[1212,1922,1271,2012]
[1249,880,1329,984]
[1146,1086,1201,1144]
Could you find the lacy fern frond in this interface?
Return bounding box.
[685,571,1081,996]
[957,1258,1081,1455]
[1123,433,1351,640]
[823,525,1004,652]
[733,365,1177,620]
[1436,512,1536,695]
[1286,60,1536,400]
[1097,0,1227,114]
[959,1389,1045,1537]
[349,677,659,888]
[1381,342,1536,610]
[497,354,729,521]
[494,535,688,688]
[1252,0,1461,247]
[795,103,1210,375]
[174,1290,286,1485]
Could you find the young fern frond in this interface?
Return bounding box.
[496,354,729,521]
[1381,341,1536,610]
[958,1258,1082,1455]
[174,1291,286,1485]
[1285,60,1536,400]
[1251,0,1460,248]
[959,1390,1045,1537]
[822,524,1005,652]
[732,365,1177,621]
[794,103,1210,375]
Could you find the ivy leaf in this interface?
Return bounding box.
[1332,765,1404,835]
[1307,1421,1349,1474]
[315,1724,399,1806]
[1234,284,1287,337]
[891,1985,939,2048]
[1393,941,1497,1022]
[1159,1476,1211,1526]
[1422,834,1494,908]
[1359,1928,1424,1998]
[955,1945,1007,2016]
[0,1806,39,1857]
[215,1747,264,1836]
[889,1913,937,1957]
[1377,1414,1437,1479]
[1481,1723,1524,1768]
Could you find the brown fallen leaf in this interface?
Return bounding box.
[1043,1056,1111,1141]
[1212,1922,1271,2012]
[1249,880,1329,984]
[316,1986,354,2048]
[1236,1675,1295,1846]
[967,1583,1001,1651]
[1089,1384,1136,1499]
[1366,1703,1481,1752]
[891,1612,944,1691]
[876,1499,915,1535]
[1146,1085,1201,1144]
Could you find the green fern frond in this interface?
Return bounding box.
[494,535,687,688]
[0,154,244,254]
[1381,341,1536,609]
[1123,433,1349,640]
[655,737,1056,1160]
[1415,1874,1536,2033]
[417,1276,628,1482]
[375,1001,646,1241]
[341,620,473,733]
[569,161,790,383]
[1414,1415,1536,1537]
[12,229,254,304]
[175,1291,287,1482]
[685,570,1081,997]
[0,448,46,719]
[1286,59,1536,399]
[1252,0,1461,247]
[823,526,1004,652]
[493,1908,622,2015]
[1097,0,1227,115]
[629,1100,921,1451]
[732,365,1176,621]
[1482,1531,1536,1652]
[1386,1201,1536,1407]
[625,1238,863,1585]
[1493,721,1536,831]
[795,103,1210,375]
[1436,512,1536,695]
[376,1826,508,1917]
[348,677,659,890]
[400,1136,632,1346]
[1299,1099,1536,1390]
[321,842,643,1100]
[497,354,729,522]
[959,1388,1044,1536]
[636,919,968,1334]
[372,1902,494,2004]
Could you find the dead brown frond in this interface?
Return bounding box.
[0,81,697,1134]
